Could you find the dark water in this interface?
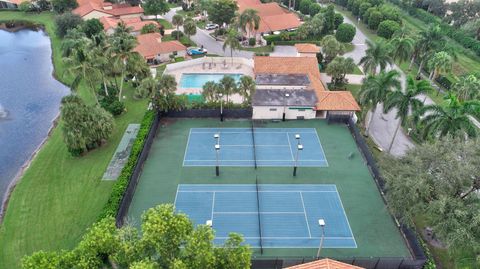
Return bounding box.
[0,29,69,207]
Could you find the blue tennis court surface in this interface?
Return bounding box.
[183,128,328,167]
[174,184,356,248]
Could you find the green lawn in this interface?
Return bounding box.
[158,18,173,29]
[128,119,410,258]
[0,11,148,269]
[162,34,196,47]
[239,45,274,53]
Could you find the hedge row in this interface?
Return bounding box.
[389,0,480,56]
[98,110,156,219]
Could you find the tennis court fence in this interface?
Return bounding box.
[165,108,252,118]
[116,111,161,227]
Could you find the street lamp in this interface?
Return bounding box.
[214,133,220,145]
[293,144,303,176]
[215,144,220,176]
[218,93,224,122]
[206,220,213,227]
[295,134,301,145]
[316,219,326,259]
[282,93,290,121]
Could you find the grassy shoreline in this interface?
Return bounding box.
[0,11,148,268]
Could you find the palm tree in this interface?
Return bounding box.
[183,18,197,41]
[359,39,393,75]
[108,22,138,101]
[359,70,401,136]
[172,14,184,40]
[239,9,260,40]
[157,74,177,95]
[428,51,452,81]
[383,76,433,153]
[222,27,241,66]
[237,76,256,103]
[389,34,414,64]
[418,94,480,139]
[454,74,480,101]
[219,76,237,102]
[135,77,158,99]
[202,81,219,102]
[325,56,356,86]
[412,25,445,78]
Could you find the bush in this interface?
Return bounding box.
[299,0,313,15]
[377,20,400,39]
[435,75,453,90]
[51,0,78,13]
[170,30,183,38]
[18,1,33,12]
[55,12,83,38]
[335,23,356,43]
[248,37,256,46]
[334,13,344,29]
[213,27,226,36]
[309,2,321,16]
[98,86,125,116]
[367,10,383,30]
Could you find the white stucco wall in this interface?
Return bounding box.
[82,10,111,20]
[154,50,186,62]
[253,106,316,120]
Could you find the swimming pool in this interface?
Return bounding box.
[180,73,242,88]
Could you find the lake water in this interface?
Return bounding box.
[0,29,69,208]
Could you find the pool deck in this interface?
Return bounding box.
[164,57,254,103]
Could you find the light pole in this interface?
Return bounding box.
[219,93,224,122]
[282,93,290,121]
[214,133,220,145]
[295,134,301,145]
[293,144,303,176]
[316,219,326,259]
[206,220,213,227]
[215,144,220,176]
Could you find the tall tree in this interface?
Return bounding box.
[172,14,184,40]
[359,39,393,75]
[418,94,480,139]
[389,34,414,63]
[183,18,197,40]
[239,9,260,39]
[219,75,237,102]
[325,56,356,86]
[412,25,445,78]
[454,74,480,101]
[54,12,83,38]
[383,76,433,153]
[142,0,170,15]
[320,35,345,63]
[51,0,78,13]
[237,76,256,103]
[207,0,238,27]
[428,51,452,81]
[359,70,401,136]
[222,27,241,66]
[202,81,220,102]
[108,22,138,101]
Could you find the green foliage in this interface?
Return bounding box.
[18,1,33,12]
[322,4,336,34]
[359,39,393,74]
[54,12,83,38]
[207,0,238,26]
[99,86,126,116]
[141,23,158,34]
[335,23,356,43]
[320,35,345,63]
[183,18,197,37]
[309,3,321,16]
[81,18,104,39]
[377,20,400,39]
[334,13,344,29]
[380,137,480,251]
[325,56,356,86]
[143,0,170,15]
[299,0,313,15]
[367,10,383,30]
[24,204,252,268]
[51,0,78,13]
[60,95,115,156]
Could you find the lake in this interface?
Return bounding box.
[0,29,69,209]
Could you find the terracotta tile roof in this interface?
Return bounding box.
[237,1,300,32]
[295,43,320,53]
[134,33,186,59]
[100,16,159,32]
[286,259,365,269]
[73,0,143,18]
[316,91,361,111]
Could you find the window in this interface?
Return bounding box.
[269,108,277,111]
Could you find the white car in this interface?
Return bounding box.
[205,23,219,30]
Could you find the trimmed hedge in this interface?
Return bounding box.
[98,110,156,219]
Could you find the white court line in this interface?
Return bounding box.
[213,211,304,214]
[286,133,294,161]
[182,128,193,167]
[178,190,338,193]
[179,184,337,187]
[333,185,358,248]
[184,159,326,162]
[219,145,290,147]
[215,236,354,239]
[314,130,329,167]
[211,192,216,222]
[174,185,180,206]
[299,192,312,238]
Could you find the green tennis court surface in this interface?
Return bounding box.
[127,118,410,258]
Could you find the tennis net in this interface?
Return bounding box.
[251,119,257,169]
[255,176,263,254]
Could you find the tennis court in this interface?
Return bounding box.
[183,128,328,167]
[174,184,356,248]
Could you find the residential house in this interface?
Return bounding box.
[252,56,360,120]
[100,16,159,35]
[295,43,320,57]
[133,33,187,64]
[285,258,365,269]
[236,0,301,38]
[73,0,143,20]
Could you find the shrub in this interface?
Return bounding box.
[377,20,400,39]
[367,10,383,30]
[248,37,256,46]
[141,23,158,34]
[55,12,83,38]
[299,0,313,15]
[170,30,183,38]
[335,23,356,43]
[435,75,453,90]
[334,13,344,29]
[309,3,321,16]
[18,1,33,12]
[51,0,78,13]
[213,27,226,36]
[98,86,125,116]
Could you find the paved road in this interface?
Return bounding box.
[162,8,254,58]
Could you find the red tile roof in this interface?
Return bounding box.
[100,16,159,32]
[73,0,143,18]
[134,33,186,59]
[286,259,365,269]
[316,91,361,111]
[295,43,320,53]
[237,0,301,32]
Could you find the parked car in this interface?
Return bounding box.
[187,47,208,56]
[205,23,219,30]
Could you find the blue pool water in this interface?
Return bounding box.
[180,73,242,88]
